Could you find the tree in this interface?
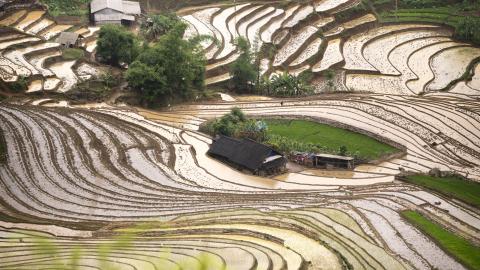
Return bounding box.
[96,24,139,66]
[140,13,181,41]
[230,37,257,93]
[126,23,206,105]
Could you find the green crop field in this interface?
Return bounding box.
[62,48,85,60]
[40,0,91,17]
[402,174,480,208]
[402,210,480,270]
[263,119,399,160]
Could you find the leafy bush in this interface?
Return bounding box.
[266,134,327,154]
[338,145,348,156]
[203,108,268,141]
[97,24,140,66]
[454,16,480,45]
[8,76,28,92]
[258,72,313,97]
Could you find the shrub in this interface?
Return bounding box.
[454,16,480,45]
[8,76,28,92]
[259,72,313,97]
[204,108,267,141]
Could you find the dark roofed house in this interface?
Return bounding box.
[90,0,141,25]
[208,135,287,176]
[56,32,82,48]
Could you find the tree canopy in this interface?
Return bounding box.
[140,13,181,41]
[96,24,139,66]
[125,23,206,105]
[229,37,258,93]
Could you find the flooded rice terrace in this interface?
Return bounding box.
[1,0,480,269]
[1,92,480,269]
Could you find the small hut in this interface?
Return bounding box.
[56,32,82,48]
[313,154,355,169]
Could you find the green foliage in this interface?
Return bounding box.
[323,69,335,80]
[266,134,328,155]
[140,13,182,41]
[211,107,246,137]
[66,70,119,102]
[62,48,85,60]
[338,145,348,156]
[454,16,480,45]
[403,174,480,208]
[97,24,140,66]
[402,210,480,270]
[204,108,268,141]
[264,119,398,160]
[380,1,479,31]
[230,37,258,93]
[40,0,90,17]
[259,72,313,97]
[398,0,450,9]
[126,23,206,104]
[100,70,117,88]
[8,76,28,92]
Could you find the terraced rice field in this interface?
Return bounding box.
[184,1,480,95]
[0,9,99,92]
[2,91,480,269]
[1,1,480,269]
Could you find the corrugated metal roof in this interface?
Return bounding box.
[91,0,140,14]
[55,32,79,44]
[314,153,354,161]
[94,13,124,21]
[122,14,135,21]
[122,1,141,14]
[90,0,123,13]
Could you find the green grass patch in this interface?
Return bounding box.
[40,0,90,17]
[263,119,399,160]
[403,174,480,208]
[402,210,480,270]
[62,48,85,60]
[380,9,463,27]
